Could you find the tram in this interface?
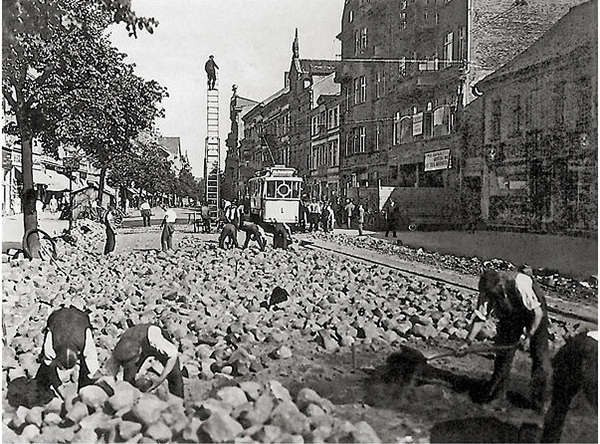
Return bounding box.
[248,165,303,226]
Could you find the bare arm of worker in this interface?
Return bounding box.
[147,326,179,392]
[148,354,178,393]
[527,305,544,338]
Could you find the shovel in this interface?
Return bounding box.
[385,343,518,385]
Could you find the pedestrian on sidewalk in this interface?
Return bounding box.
[49,196,58,214]
[385,201,399,237]
[240,222,266,251]
[308,199,320,231]
[541,330,598,442]
[344,199,355,229]
[35,307,100,397]
[357,203,365,236]
[110,324,184,398]
[219,223,239,249]
[160,206,177,253]
[459,269,550,412]
[205,55,219,90]
[140,200,151,227]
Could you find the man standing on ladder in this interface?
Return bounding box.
[205,55,219,90]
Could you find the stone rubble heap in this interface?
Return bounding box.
[2,228,579,442]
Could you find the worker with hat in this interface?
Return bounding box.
[204,55,219,90]
[111,324,184,398]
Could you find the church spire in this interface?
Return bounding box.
[292,28,299,59]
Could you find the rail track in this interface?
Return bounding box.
[298,237,598,330]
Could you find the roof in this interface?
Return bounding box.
[479,0,597,85]
[244,86,290,119]
[235,96,259,109]
[158,137,181,158]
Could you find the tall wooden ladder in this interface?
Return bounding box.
[205,81,220,220]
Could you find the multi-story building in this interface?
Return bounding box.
[308,76,342,201]
[336,0,585,222]
[239,85,290,199]
[288,30,340,182]
[474,0,597,234]
[223,86,259,201]
[237,30,339,200]
[159,136,186,173]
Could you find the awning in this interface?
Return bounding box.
[33,169,52,185]
[46,170,71,192]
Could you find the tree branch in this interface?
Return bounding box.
[24,66,54,109]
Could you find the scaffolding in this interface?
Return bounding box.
[204,83,220,220]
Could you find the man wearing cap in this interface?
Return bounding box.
[205,55,219,90]
[460,269,550,412]
[112,324,183,398]
[35,307,100,396]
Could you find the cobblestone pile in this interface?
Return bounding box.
[1,229,580,442]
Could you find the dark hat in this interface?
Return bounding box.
[209,55,214,59]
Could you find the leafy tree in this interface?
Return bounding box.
[3,0,158,257]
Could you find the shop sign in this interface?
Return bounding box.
[424,149,451,171]
[3,150,13,170]
[11,151,22,166]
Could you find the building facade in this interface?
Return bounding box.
[336,0,585,223]
[223,86,259,201]
[308,86,342,202]
[474,0,597,234]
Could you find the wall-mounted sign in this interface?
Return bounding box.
[424,149,451,171]
[2,149,13,171]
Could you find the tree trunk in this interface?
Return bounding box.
[19,125,40,258]
[98,165,107,208]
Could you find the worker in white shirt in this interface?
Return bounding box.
[460,269,550,412]
[35,307,100,398]
[111,324,183,398]
[140,200,152,227]
[160,206,177,253]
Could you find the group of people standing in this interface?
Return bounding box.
[301,198,367,236]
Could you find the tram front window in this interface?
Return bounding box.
[266,181,277,198]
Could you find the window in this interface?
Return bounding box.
[353,78,360,105]
[354,30,360,55]
[443,31,454,65]
[400,12,407,29]
[376,71,386,98]
[424,9,428,21]
[360,27,368,51]
[553,82,565,127]
[512,94,522,134]
[576,77,591,129]
[399,57,406,76]
[491,98,502,141]
[393,112,401,145]
[331,139,339,166]
[328,106,339,129]
[349,10,354,22]
[359,76,367,103]
[458,27,466,61]
[375,123,381,151]
[312,115,319,136]
[358,126,366,152]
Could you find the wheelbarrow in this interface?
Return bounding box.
[384,343,518,386]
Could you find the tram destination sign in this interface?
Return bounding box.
[424,149,451,172]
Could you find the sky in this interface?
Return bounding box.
[108,0,345,178]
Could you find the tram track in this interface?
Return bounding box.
[298,237,598,329]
